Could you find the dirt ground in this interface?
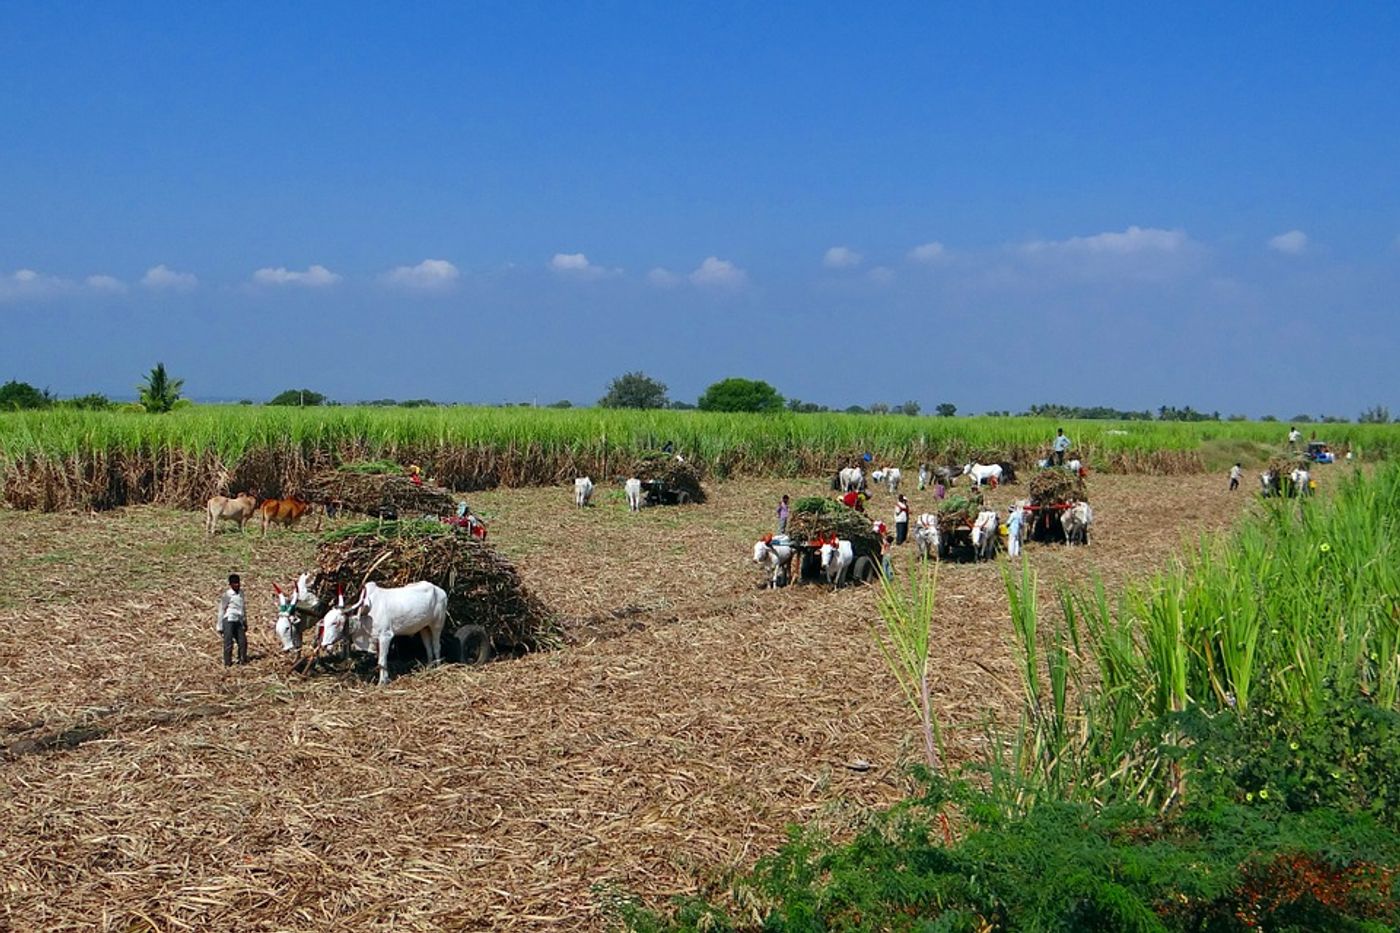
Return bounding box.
[0,473,1252,931]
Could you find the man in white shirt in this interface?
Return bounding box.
[217,573,248,667]
[1052,428,1071,466]
[1229,463,1242,491]
[1288,427,1301,449]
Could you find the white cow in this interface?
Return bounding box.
[273,587,300,653]
[272,572,323,652]
[1061,501,1094,546]
[574,476,595,507]
[962,462,1004,488]
[624,477,643,512]
[206,492,257,534]
[838,467,864,492]
[913,514,941,560]
[320,581,448,685]
[872,467,901,492]
[818,539,855,587]
[1065,458,1082,473]
[752,536,794,588]
[971,509,1001,560]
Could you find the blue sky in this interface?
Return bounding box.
[2,2,1397,416]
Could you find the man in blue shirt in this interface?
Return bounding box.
[1052,428,1071,466]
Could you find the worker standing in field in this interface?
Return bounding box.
[1229,463,1242,491]
[216,573,248,667]
[1006,504,1024,558]
[894,494,910,545]
[1288,426,1301,450]
[776,494,790,535]
[1052,428,1071,466]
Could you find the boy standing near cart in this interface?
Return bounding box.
[217,573,248,667]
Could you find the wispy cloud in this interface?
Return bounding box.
[548,252,620,279]
[0,269,67,302]
[647,267,680,288]
[141,264,198,291]
[823,246,862,269]
[252,264,341,287]
[907,241,947,263]
[1022,226,1189,256]
[1012,226,1201,283]
[689,256,747,288]
[381,258,459,291]
[84,274,127,293]
[1268,230,1308,255]
[868,266,895,285]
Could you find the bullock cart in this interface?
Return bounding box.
[630,451,706,505]
[784,497,882,586]
[1026,468,1089,543]
[305,520,558,678]
[926,495,999,561]
[640,478,694,506]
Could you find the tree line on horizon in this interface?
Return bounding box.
[0,366,1391,425]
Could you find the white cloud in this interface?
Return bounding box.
[548,252,619,279]
[689,256,747,288]
[1022,226,1189,256]
[85,274,127,293]
[0,269,65,302]
[647,267,680,288]
[1268,230,1308,255]
[0,269,135,302]
[381,258,460,290]
[908,241,947,263]
[1010,226,1202,284]
[868,266,895,285]
[141,264,198,291]
[823,246,863,269]
[252,264,341,287]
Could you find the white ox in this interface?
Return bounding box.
[274,572,321,653]
[818,539,855,587]
[871,467,902,492]
[913,514,941,560]
[838,467,864,492]
[320,581,448,685]
[574,476,594,507]
[206,493,257,534]
[970,509,1001,560]
[624,477,643,511]
[962,463,1004,488]
[1061,501,1094,546]
[752,536,794,588]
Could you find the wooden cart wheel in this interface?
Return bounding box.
[851,556,876,584]
[450,625,493,665]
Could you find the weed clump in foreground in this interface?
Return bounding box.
[619,464,1400,931]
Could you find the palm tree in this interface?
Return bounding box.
[138,362,184,413]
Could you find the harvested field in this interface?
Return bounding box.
[0,472,1265,930]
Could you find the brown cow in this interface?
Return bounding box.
[260,496,318,536]
[207,493,257,535]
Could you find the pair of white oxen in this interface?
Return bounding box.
[574,476,648,511]
[752,536,862,588]
[274,573,449,685]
